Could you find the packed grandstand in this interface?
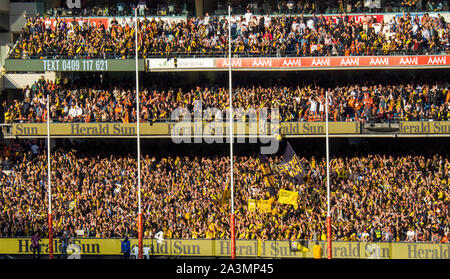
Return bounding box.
[9,10,450,59]
[0,0,449,259]
[0,139,448,244]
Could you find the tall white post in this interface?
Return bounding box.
[135,7,143,260]
[47,89,53,259]
[325,90,332,259]
[228,5,236,260]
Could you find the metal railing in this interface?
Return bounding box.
[3,115,450,126]
[9,48,450,60]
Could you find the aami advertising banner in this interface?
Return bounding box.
[147,55,449,71]
[214,55,449,69]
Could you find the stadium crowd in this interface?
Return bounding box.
[46,0,189,17]
[0,140,448,243]
[3,76,450,123]
[11,10,450,59]
[45,0,450,18]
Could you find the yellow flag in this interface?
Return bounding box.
[278,189,298,209]
[248,199,256,212]
[293,240,309,252]
[257,199,272,213]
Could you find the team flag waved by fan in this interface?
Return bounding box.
[290,240,310,252]
[274,142,305,185]
[257,154,277,188]
[278,189,298,209]
[248,199,256,212]
[248,198,273,213]
[220,182,231,206]
[256,199,273,213]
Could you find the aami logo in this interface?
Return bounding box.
[427,56,446,65]
[311,58,330,67]
[251,59,272,67]
[369,57,389,66]
[282,58,302,67]
[340,58,359,66]
[221,59,242,67]
[399,57,418,65]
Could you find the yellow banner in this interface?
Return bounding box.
[11,123,170,137]
[248,199,256,212]
[10,121,362,137]
[256,199,272,213]
[10,121,450,137]
[398,121,450,134]
[278,122,360,135]
[0,238,449,259]
[278,189,298,209]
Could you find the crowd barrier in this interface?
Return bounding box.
[3,121,450,138]
[4,55,450,72]
[0,238,448,259]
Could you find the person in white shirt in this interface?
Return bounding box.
[382,23,392,40]
[75,105,83,117]
[68,106,78,119]
[373,23,382,34]
[307,17,315,31]
[244,9,252,23]
[231,15,237,24]
[373,0,381,10]
[138,0,147,16]
[360,229,370,241]
[422,28,431,42]
[298,20,306,34]
[309,97,318,115]
[406,227,416,242]
[319,97,325,116]
[203,12,210,25]
[77,18,85,27]
[291,20,299,33]
[44,17,52,31]
[264,14,271,27]
[364,0,374,12]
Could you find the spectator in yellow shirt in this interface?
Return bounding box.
[313,241,322,259]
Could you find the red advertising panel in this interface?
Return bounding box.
[321,14,384,24]
[48,18,109,30]
[215,55,449,69]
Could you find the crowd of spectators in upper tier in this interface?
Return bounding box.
[10,10,449,59]
[44,1,450,18]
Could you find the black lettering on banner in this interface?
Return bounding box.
[15,124,38,136]
[274,142,304,185]
[18,239,30,253]
[173,241,200,255]
[302,123,324,134]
